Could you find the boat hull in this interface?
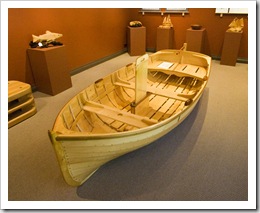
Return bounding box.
[49,93,201,186]
[49,49,211,186]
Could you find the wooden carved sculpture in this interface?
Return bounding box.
[129,21,142,27]
[227,18,244,32]
[29,30,63,48]
[159,15,173,29]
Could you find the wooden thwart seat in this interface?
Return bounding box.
[113,73,195,104]
[83,101,158,128]
[148,62,208,81]
[148,50,209,81]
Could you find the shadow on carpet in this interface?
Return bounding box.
[77,89,209,201]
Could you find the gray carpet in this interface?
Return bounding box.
[7,53,249,203]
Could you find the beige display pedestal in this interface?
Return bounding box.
[27,45,72,95]
[220,31,243,66]
[156,27,173,51]
[127,26,146,56]
[186,28,205,53]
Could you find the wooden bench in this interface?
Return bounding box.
[113,72,195,104]
[148,61,208,81]
[148,51,209,81]
[83,101,158,128]
[8,81,37,128]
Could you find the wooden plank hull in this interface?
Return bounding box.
[49,49,211,186]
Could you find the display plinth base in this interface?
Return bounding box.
[156,27,173,51]
[220,31,243,66]
[186,28,205,53]
[27,45,72,95]
[127,26,146,56]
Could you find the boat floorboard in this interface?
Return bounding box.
[69,69,202,134]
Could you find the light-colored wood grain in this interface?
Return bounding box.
[148,49,210,81]
[8,81,37,128]
[8,81,32,102]
[49,49,211,186]
[135,54,148,104]
[83,101,157,128]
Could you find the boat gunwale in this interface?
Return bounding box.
[53,89,205,141]
[51,50,211,141]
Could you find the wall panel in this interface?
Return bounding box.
[8,8,248,86]
[133,8,248,58]
[8,8,133,85]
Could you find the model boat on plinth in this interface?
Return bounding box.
[49,45,211,186]
[227,17,244,32]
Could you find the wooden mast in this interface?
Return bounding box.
[135,54,149,104]
[131,54,149,114]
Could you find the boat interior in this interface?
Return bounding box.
[57,55,206,135]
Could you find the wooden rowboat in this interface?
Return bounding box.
[49,47,211,186]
